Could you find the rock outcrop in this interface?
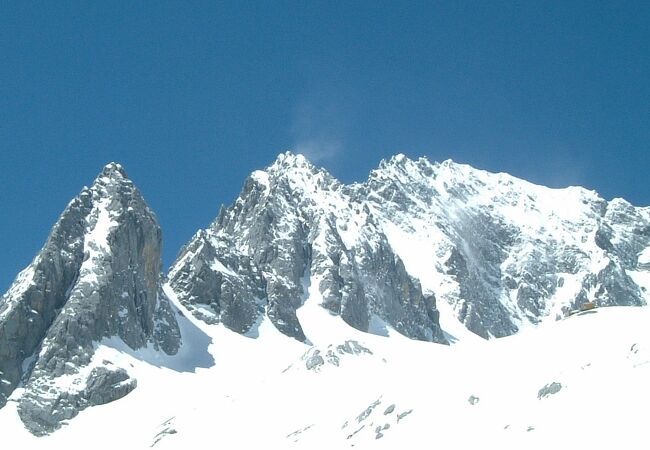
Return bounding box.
[0,163,181,435]
[169,152,650,340]
[169,153,447,344]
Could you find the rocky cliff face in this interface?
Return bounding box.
[168,153,446,344]
[169,152,650,341]
[361,155,650,338]
[0,163,181,435]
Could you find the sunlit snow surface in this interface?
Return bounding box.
[1,284,649,449]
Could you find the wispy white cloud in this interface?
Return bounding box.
[290,88,354,163]
[292,138,342,163]
[521,143,591,190]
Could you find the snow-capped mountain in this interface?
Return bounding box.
[1,153,649,449]
[169,152,445,344]
[0,163,180,435]
[169,152,650,341]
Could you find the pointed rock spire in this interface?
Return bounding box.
[0,163,181,435]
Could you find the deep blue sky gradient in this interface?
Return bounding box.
[1,1,649,292]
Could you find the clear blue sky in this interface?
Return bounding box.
[1,1,648,292]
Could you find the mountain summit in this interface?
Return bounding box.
[168,151,446,344]
[169,152,650,341]
[0,163,181,434]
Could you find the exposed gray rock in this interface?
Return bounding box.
[357,398,381,423]
[375,423,390,439]
[169,152,650,342]
[167,229,265,332]
[18,365,137,436]
[152,417,178,448]
[361,155,650,338]
[538,382,563,399]
[468,395,480,405]
[301,340,373,372]
[346,424,365,440]
[0,163,181,435]
[168,153,446,344]
[397,409,413,422]
[628,343,650,368]
[286,424,314,443]
[0,191,92,408]
[304,350,325,371]
[337,340,372,356]
[84,366,137,406]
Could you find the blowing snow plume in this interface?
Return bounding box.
[290,90,354,162]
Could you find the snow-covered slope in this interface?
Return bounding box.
[1,288,648,449]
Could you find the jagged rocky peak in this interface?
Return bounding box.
[170,151,650,343]
[102,161,127,175]
[0,162,181,435]
[367,154,649,338]
[268,150,314,171]
[168,152,446,344]
[377,152,421,169]
[253,151,340,196]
